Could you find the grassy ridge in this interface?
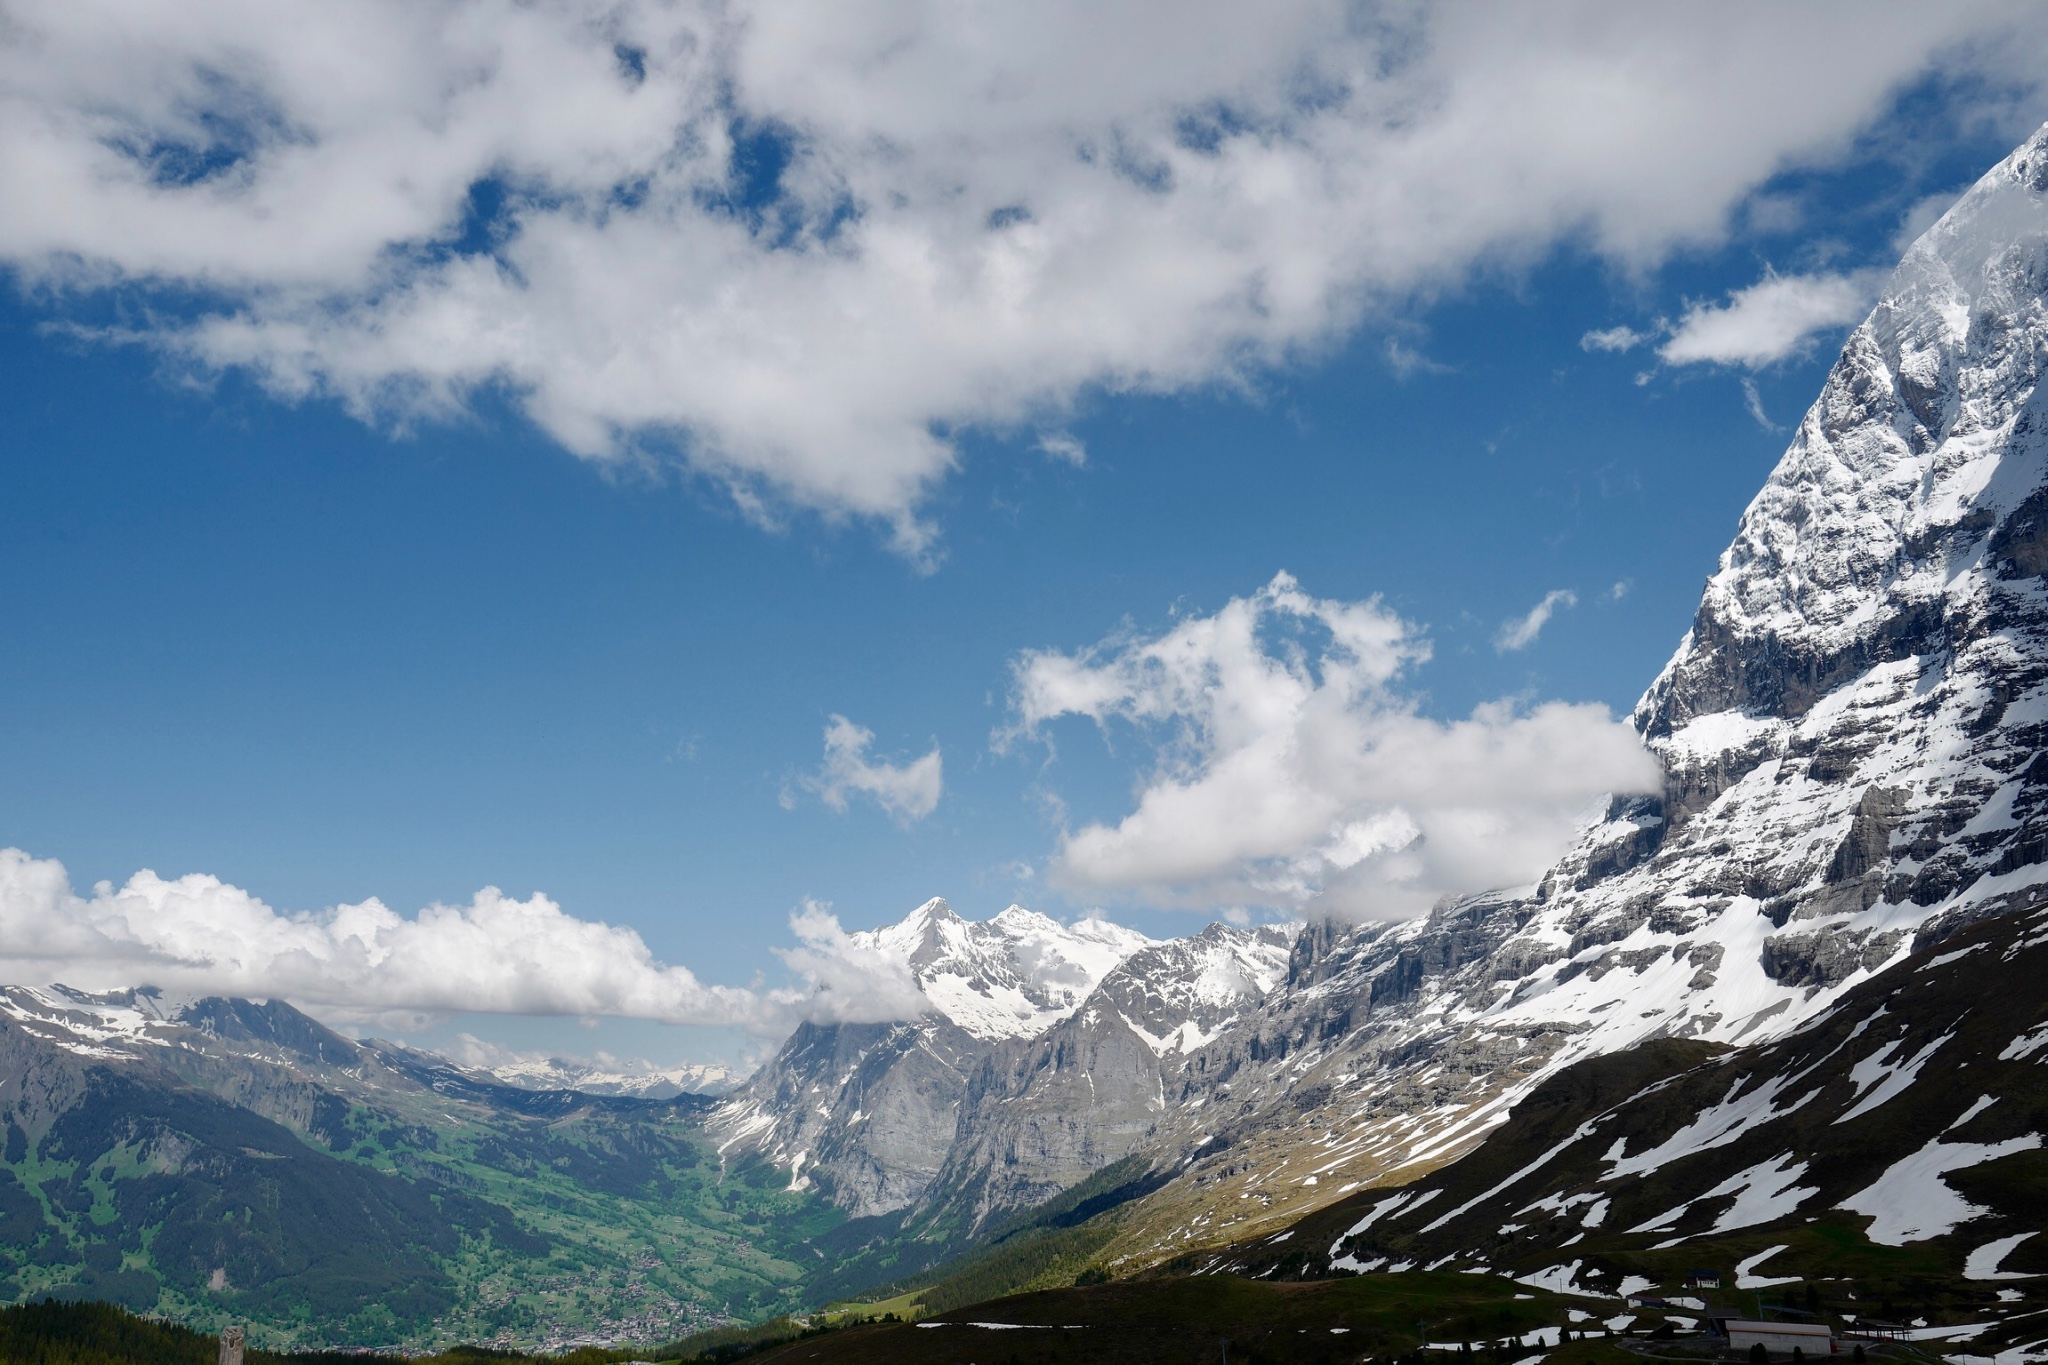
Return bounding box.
[819,1152,1169,1319]
[0,1298,888,1365]
[3,1272,1601,1365]
[754,1271,1591,1365]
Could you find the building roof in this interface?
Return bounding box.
[1726,1321,1832,1337]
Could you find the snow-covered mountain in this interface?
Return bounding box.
[860,898,1156,1041]
[478,1054,746,1098]
[715,123,2048,1276]
[1223,897,2048,1304]
[706,902,1294,1228]
[0,982,740,1105]
[1072,120,2048,1270]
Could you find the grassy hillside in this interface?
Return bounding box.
[749,1271,1585,1365]
[0,1297,660,1365]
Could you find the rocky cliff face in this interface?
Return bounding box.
[706,903,1294,1230]
[714,123,2048,1271]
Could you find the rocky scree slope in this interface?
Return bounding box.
[723,122,2048,1283]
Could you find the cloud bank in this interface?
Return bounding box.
[0,1,2036,550]
[795,715,943,824]
[0,847,932,1034]
[1007,574,1660,919]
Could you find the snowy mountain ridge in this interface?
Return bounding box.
[860,897,1157,1042]
[1216,897,2048,1349]
[711,123,2048,1274]
[476,1053,746,1098]
[1071,123,2048,1267]
[0,982,745,1099]
[1081,922,1294,1058]
[706,903,1296,1226]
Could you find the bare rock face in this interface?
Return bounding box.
[716,123,2048,1268]
[909,924,1295,1232]
[714,1015,992,1216]
[706,908,1294,1228]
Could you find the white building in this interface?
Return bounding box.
[1726,1320,1834,1355]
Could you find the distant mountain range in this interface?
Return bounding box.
[475,1053,745,1100]
[0,983,811,1351]
[11,117,2048,1362]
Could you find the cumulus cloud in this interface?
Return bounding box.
[1005,573,1660,919]
[0,847,955,1035]
[1658,268,1889,368]
[1495,588,1577,652]
[0,846,784,1027]
[771,899,931,1024]
[797,715,943,823]
[0,2,2035,551]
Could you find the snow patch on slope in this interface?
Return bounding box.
[1840,1133,2044,1244]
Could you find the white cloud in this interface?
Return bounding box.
[1037,432,1087,466]
[1741,375,1781,430]
[1005,573,1660,919]
[1658,268,1888,368]
[0,2,2035,551]
[798,715,943,823]
[0,846,958,1036]
[0,846,785,1028]
[1580,325,1649,353]
[1894,187,1967,254]
[1495,588,1577,652]
[771,899,931,1024]
[1384,336,1453,379]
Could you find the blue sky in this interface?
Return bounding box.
[2,3,2045,1068]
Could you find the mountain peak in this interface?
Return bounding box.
[840,898,1156,1040]
[912,894,959,922]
